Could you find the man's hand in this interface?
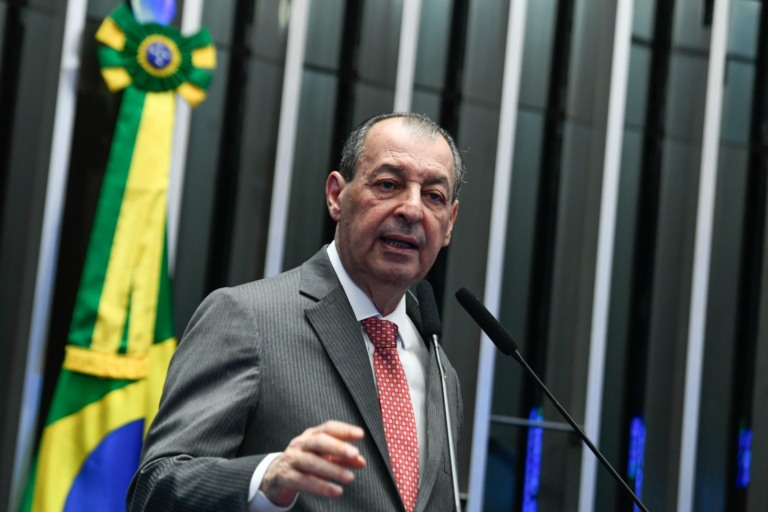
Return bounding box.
[260,420,367,506]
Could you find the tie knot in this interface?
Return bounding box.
[362,317,399,350]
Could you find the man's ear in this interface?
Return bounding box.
[326,171,345,221]
[442,201,459,246]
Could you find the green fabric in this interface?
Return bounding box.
[98,46,127,69]
[19,451,38,512]
[187,68,213,90]
[118,296,132,355]
[187,29,212,48]
[44,370,133,426]
[68,86,146,349]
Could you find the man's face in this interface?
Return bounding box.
[326,118,459,299]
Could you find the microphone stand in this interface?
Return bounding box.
[506,348,649,512]
[417,280,462,511]
[455,287,648,512]
[432,334,463,512]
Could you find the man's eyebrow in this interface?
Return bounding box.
[423,175,451,190]
[373,165,452,190]
[371,165,407,178]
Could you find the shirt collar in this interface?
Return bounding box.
[327,241,408,326]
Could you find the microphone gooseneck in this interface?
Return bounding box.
[455,287,649,512]
[416,281,462,512]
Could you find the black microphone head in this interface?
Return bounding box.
[455,287,520,356]
[416,280,442,338]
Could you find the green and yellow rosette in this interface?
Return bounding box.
[96,3,216,105]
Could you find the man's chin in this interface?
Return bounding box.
[373,266,424,290]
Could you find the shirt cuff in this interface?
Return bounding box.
[248,453,298,512]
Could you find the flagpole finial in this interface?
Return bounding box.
[131,0,176,25]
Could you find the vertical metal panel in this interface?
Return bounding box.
[205,0,256,289]
[676,0,731,510]
[394,0,422,112]
[264,0,311,277]
[578,1,634,510]
[11,0,87,508]
[749,221,768,510]
[723,2,768,509]
[465,0,528,510]
[168,0,205,273]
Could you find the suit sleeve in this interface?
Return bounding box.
[448,353,464,441]
[127,288,265,511]
[438,344,464,443]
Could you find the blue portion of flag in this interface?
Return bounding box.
[64,419,144,511]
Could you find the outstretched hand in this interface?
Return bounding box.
[260,420,367,506]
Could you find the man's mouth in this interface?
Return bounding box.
[383,237,416,250]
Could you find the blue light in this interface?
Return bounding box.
[736,428,751,489]
[523,407,543,512]
[627,417,646,512]
[131,0,176,26]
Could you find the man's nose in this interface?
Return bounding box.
[394,187,424,223]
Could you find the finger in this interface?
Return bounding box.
[323,452,367,469]
[288,451,358,485]
[313,420,365,441]
[293,431,363,465]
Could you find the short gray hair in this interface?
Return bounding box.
[337,112,465,201]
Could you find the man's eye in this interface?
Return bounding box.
[426,191,446,204]
[377,181,396,190]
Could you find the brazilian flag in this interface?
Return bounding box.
[21,4,215,510]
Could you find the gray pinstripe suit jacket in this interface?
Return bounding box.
[128,247,463,511]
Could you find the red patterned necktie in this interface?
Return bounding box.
[362,317,420,512]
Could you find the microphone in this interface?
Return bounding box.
[417,280,443,339]
[416,281,462,512]
[455,287,649,512]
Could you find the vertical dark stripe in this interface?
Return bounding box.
[438,0,470,136]
[0,6,25,509]
[206,0,256,291]
[618,0,675,508]
[0,3,24,222]
[523,0,575,406]
[426,0,470,311]
[726,3,768,509]
[703,0,715,27]
[323,0,366,243]
[517,0,576,509]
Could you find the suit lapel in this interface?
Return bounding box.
[300,249,395,485]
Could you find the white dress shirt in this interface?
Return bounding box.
[247,241,430,510]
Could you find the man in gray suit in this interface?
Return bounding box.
[128,112,465,511]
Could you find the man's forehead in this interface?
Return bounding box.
[364,145,454,179]
[366,117,428,141]
[365,120,451,161]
